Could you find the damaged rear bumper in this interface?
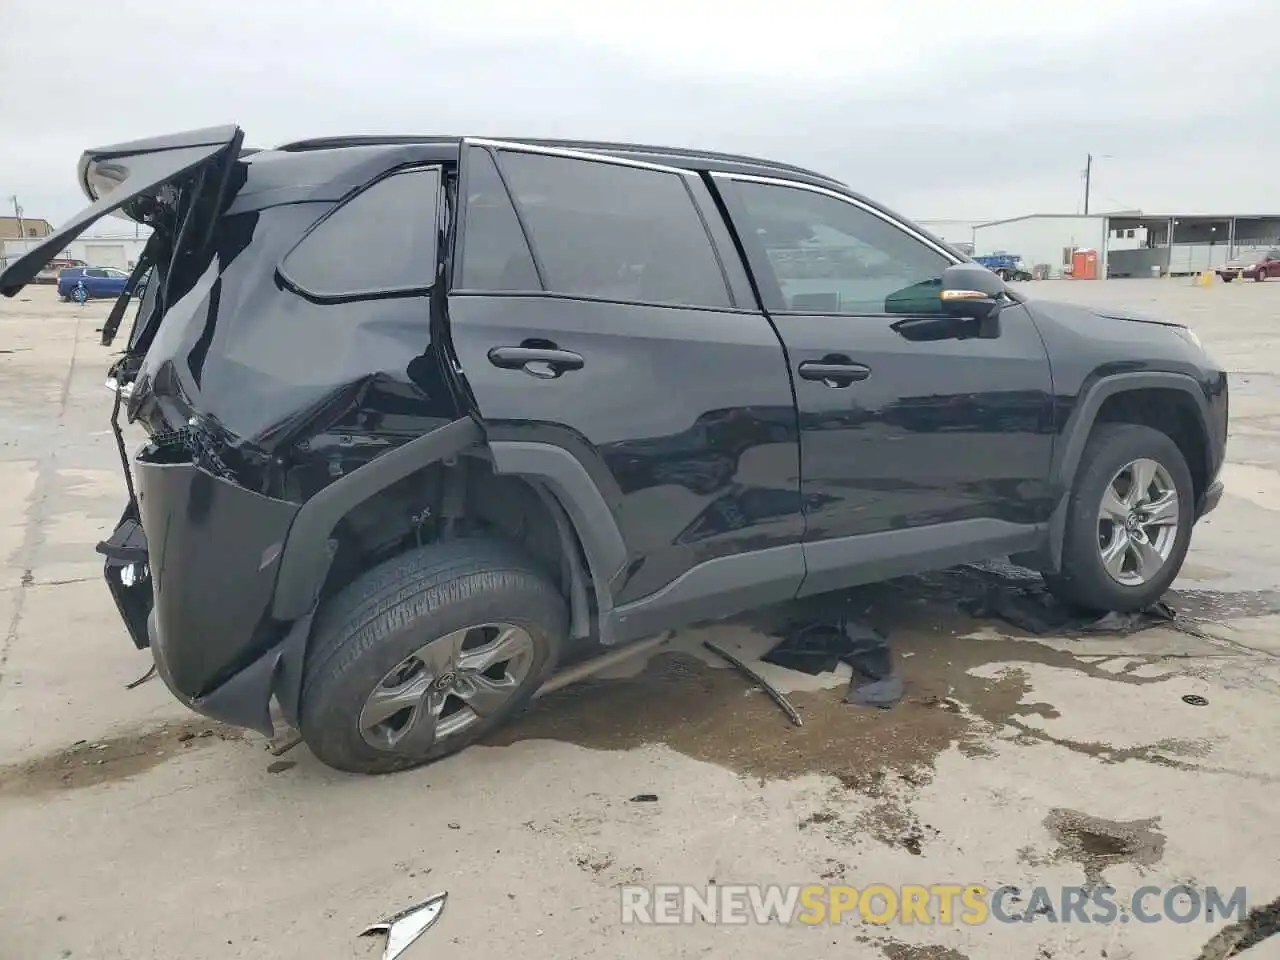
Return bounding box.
[100,439,306,736]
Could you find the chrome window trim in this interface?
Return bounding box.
[711,171,962,265]
[462,137,702,181]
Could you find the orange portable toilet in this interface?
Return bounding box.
[1071,248,1098,280]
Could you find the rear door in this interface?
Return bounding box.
[447,139,803,612]
[714,174,1055,595]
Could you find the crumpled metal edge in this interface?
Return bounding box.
[359,892,447,960]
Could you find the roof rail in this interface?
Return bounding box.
[272,134,844,187]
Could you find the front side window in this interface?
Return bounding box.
[279,165,441,299]
[495,151,732,309]
[732,180,952,315]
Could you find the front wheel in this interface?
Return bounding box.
[1255,267,1268,282]
[1221,274,1233,283]
[1044,423,1194,613]
[299,538,566,774]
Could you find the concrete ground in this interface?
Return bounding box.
[2,278,1279,959]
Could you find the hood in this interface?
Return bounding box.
[1090,305,1185,329]
[0,125,243,297]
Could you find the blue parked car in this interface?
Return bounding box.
[57,265,132,303]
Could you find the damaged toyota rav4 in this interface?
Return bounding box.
[0,126,1227,774]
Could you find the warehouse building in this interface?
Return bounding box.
[0,216,54,240]
[972,213,1280,279]
[1,233,150,274]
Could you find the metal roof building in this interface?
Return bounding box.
[972,212,1280,279]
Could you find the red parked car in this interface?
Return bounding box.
[1217,249,1280,282]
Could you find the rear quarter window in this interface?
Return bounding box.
[279,165,441,299]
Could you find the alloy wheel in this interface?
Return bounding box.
[358,622,536,753]
[1096,457,1180,587]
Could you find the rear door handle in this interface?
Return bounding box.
[798,360,871,387]
[487,345,585,379]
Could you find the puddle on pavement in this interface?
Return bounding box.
[494,568,1222,783]
[0,719,242,798]
[491,565,1252,848]
[1168,588,1280,621]
[1022,809,1166,887]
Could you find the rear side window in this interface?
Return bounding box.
[495,151,732,309]
[279,166,441,299]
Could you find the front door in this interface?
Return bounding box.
[714,174,1055,594]
[445,140,803,623]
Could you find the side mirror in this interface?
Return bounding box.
[940,263,1008,336]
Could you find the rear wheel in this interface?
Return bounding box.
[1255,267,1268,282]
[1221,274,1233,283]
[72,283,88,304]
[1045,423,1194,613]
[299,538,566,774]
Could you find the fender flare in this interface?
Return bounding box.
[1040,370,1211,568]
[488,439,629,644]
[268,426,629,725]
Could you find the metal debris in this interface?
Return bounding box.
[1182,694,1209,707]
[702,639,802,727]
[125,664,157,689]
[534,631,672,699]
[267,728,304,757]
[360,892,447,960]
[629,794,659,803]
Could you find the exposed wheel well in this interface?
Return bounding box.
[1093,388,1209,500]
[315,453,594,637]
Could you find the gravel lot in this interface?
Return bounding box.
[2,279,1279,959]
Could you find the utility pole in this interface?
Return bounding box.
[9,195,24,239]
[1083,154,1092,216]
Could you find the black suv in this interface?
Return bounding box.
[0,126,1227,774]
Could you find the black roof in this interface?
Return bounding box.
[271,134,848,192]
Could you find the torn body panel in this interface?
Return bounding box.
[15,128,473,732]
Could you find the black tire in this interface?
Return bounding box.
[299,538,566,774]
[1255,268,1268,282]
[1044,423,1195,613]
[1221,275,1233,283]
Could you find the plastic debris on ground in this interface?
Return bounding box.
[704,639,804,725]
[955,564,1178,635]
[862,559,1194,637]
[360,892,447,960]
[763,615,904,710]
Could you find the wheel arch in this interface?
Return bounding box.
[266,425,625,727]
[1032,372,1213,572]
[486,439,629,645]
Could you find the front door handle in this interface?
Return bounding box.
[798,359,871,387]
[488,345,585,379]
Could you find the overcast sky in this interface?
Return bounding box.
[2,0,1276,233]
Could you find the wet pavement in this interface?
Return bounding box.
[2,280,1279,959]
